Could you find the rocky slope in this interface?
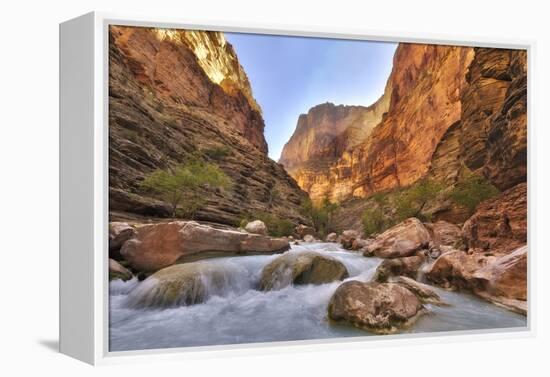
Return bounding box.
[280,44,527,207]
[109,26,308,225]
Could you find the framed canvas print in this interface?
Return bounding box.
[60,12,532,365]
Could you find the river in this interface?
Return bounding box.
[109,242,526,351]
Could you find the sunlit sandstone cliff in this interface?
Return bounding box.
[280,44,527,206]
[280,43,474,202]
[109,26,307,224]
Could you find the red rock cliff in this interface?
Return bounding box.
[109,26,308,224]
[280,43,475,202]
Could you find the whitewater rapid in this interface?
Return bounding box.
[109,242,526,351]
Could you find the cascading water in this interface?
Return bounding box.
[109,242,526,351]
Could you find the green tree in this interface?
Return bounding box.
[141,160,231,218]
[362,206,387,237]
[450,173,499,214]
[299,197,338,237]
[394,179,443,222]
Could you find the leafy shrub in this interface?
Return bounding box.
[362,206,388,237]
[394,179,443,222]
[203,145,232,161]
[241,212,294,237]
[140,159,231,218]
[450,173,499,214]
[299,197,338,237]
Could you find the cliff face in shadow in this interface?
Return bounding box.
[109,26,308,225]
[459,48,527,191]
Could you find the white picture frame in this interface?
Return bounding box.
[59,11,535,365]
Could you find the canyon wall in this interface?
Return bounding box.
[109,25,308,225]
[280,44,527,206]
[280,43,475,202]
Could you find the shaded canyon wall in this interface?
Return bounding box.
[109,26,308,225]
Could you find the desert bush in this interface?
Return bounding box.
[450,173,499,214]
[241,212,294,237]
[140,159,231,218]
[299,197,338,237]
[394,179,443,222]
[362,206,388,237]
[203,145,232,161]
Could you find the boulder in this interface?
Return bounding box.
[373,255,426,282]
[462,183,526,254]
[109,222,136,260]
[471,245,527,314]
[326,232,338,242]
[365,218,431,258]
[244,220,268,236]
[426,246,527,314]
[295,224,315,239]
[424,221,462,248]
[259,252,349,291]
[351,238,372,251]
[121,221,290,273]
[109,258,133,281]
[340,229,360,249]
[425,249,492,290]
[390,276,444,305]
[328,281,425,334]
[125,262,236,308]
[303,234,316,243]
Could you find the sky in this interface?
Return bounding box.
[225,32,398,161]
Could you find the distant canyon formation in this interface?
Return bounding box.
[109,26,308,225]
[279,44,527,202]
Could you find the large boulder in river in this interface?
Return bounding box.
[121,221,290,273]
[109,258,133,281]
[244,220,267,236]
[303,234,316,243]
[328,281,425,334]
[365,218,431,258]
[109,222,136,260]
[340,229,360,249]
[125,262,235,308]
[259,252,349,291]
[373,255,426,282]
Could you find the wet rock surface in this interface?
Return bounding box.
[259,252,349,291]
[109,258,133,281]
[373,255,426,282]
[328,281,425,334]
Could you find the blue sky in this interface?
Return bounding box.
[225,32,398,160]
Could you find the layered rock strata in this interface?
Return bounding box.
[109,26,308,225]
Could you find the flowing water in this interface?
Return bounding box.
[109,242,526,352]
